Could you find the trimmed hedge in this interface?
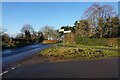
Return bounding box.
[75,37,107,46]
[75,37,119,47]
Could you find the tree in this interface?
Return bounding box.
[58,26,75,39]
[21,24,34,33]
[74,21,79,28]
[61,26,75,32]
[25,30,31,40]
[110,16,119,38]
[41,25,55,40]
[97,18,105,38]
[37,31,44,42]
[83,3,116,37]
[31,31,37,42]
[75,20,89,37]
[2,33,10,43]
[52,30,60,41]
[0,29,10,43]
[21,24,34,40]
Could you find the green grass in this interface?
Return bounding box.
[39,46,119,61]
[57,43,118,50]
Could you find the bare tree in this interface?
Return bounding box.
[21,24,34,34]
[0,29,10,43]
[41,25,55,40]
[83,3,116,36]
[21,24,34,40]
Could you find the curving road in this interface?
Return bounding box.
[2,43,52,70]
[1,44,119,78]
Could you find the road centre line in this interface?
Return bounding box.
[0,71,8,76]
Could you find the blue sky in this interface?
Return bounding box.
[2,2,118,37]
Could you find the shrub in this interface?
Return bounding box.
[75,37,107,46]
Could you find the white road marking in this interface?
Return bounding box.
[12,67,16,70]
[0,64,22,76]
[18,64,21,66]
[11,64,21,70]
[0,71,8,76]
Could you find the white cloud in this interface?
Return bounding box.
[7,32,19,38]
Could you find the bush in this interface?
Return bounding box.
[75,37,107,46]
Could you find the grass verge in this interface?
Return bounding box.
[38,46,119,62]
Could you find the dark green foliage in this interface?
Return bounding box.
[61,26,75,32]
[38,31,44,42]
[2,24,45,49]
[59,26,75,37]
[2,34,10,43]
[21,24,33,41]
[75,37,107,46]
[25,30,31,40]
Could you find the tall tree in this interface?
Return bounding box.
[83,3,116,36]
[97,18,106,38]
[21,24,34,40]
[75,20,89,37]
[41,25,55,40]
[21,24,34,34]
[31,31,38,42]
[38,31,44,42]
[110,16,119,38]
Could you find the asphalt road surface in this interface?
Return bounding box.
[2,43,52,69]
[1,44,119,78]
[2,57,119,78]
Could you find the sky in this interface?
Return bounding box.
[2,2,118,37]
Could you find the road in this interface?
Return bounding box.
[2,57,119,78]
[1,44,119,78]
[2,43,52,70]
